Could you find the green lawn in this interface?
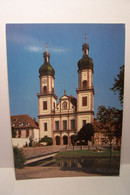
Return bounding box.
[56,149,120,157]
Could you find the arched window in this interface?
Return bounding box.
[56,136,60,145]
[43,86,47,93]
[83,80,87,89]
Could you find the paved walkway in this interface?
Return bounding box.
[15,166,98,180]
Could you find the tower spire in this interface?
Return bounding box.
[43,42,50,63]
[85,33,87,42]
[82,33,89,55]
[46,41,48,51]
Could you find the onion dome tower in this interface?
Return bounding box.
[37,43,57,139]
[78,34,94,73]
[76,34,94,131]
[39,43,55,78]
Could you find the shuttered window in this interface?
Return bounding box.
[82,97,87,106]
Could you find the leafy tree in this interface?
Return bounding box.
[77,123,94,145]
[11,126,16,138]
[39,136,53,146]
[114,109,123,145]
[13,146,26,168]
[71,135,78,146]
[110,65,124,106]
[96,106,120,158]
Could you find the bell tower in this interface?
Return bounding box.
[37,43,57,139]
[76,34,94,131]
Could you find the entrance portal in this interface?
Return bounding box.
[56,136,60,145]
[63,135,68,145]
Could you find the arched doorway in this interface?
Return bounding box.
[63,135,68,145]
[56,136,60,145]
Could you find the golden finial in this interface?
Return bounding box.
[46,41,48,51]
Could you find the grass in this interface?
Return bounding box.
[56,149,120,157]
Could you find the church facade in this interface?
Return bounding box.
[37,37,94,145]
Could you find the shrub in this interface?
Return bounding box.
[29,136,33,147]
[13,146,26,168]
[39,136,53,146]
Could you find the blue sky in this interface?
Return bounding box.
[6,24,125,120]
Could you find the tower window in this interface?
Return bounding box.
[44,123,47,131]
[63,120,67,130]
[43,86,47,93]
[83,80,87,89]
[43,101,47,110]
[82,97,87,106]
[55,121,59,130]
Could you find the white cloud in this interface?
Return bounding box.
[25,46,42,52]
[7,31,69,54]
[25,45,68,53]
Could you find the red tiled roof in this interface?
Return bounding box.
[69,95,77,107]
[11,114,39,129]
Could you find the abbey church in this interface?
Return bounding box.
[37,37,94,145]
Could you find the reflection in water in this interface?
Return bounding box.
[27,156,120,176]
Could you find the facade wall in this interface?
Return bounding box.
[55,96,76,114]
[16,128,33,138]
[40,75,54,93]
[39,117,52,138]
[77,114,92,132]
[77,91,93,112]
[33,128,39,142]
[38,96,52,115]
[12,138,30,148]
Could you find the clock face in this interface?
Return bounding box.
[43,79,47,84]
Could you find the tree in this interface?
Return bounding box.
[71,135,78,146]
[11,126,16,138]
[13,146,26,168]
[77,123,94,145]
[29,136,33,147]
[96,106,120,158]
[110,65,124,106]
[113,109,123,145]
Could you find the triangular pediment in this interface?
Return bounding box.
[59,95,69,100]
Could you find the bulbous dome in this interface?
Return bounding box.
[78,55,94,72]
[39,63,55,78]
[39,45,55,78]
